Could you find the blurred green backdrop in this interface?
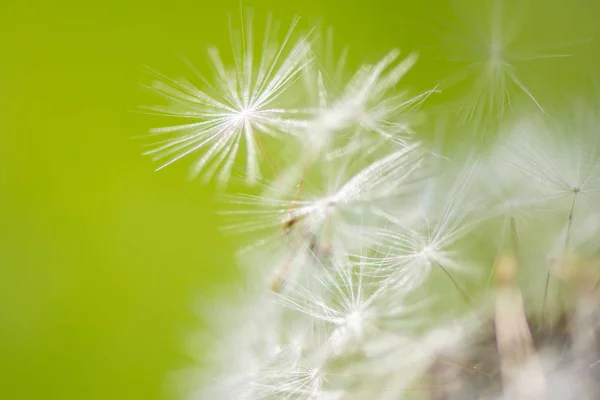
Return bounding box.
[1,0,598,399]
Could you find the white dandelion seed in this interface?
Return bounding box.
[237,319,340,400]
[492,111,600,323]
[435,0,572,128]
[304,50,433,154]
[302,26,349,109]
[142,12,314,185]
[265,49,434,197]
[249,358,329,399]
[222,143,426,290]
[367,159,482,302]
[276,252,427,358]
[500,117,600,205]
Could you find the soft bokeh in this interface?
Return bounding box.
[2,0,599,399]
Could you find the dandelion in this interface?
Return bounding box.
[141,6,600,399]
[142,12,314,185]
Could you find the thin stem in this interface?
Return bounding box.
[540,272,551,327]
[541,190,579,324]
[592,278,600,293]
[563,191,579,253]
[254,133,278,177]
[436,261,472,305]
[291,156,313,203]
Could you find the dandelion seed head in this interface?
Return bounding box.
[147,7,600,399]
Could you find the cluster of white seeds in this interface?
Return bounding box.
[142,8,600,400]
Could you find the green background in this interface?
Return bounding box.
[1,0,599,399]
